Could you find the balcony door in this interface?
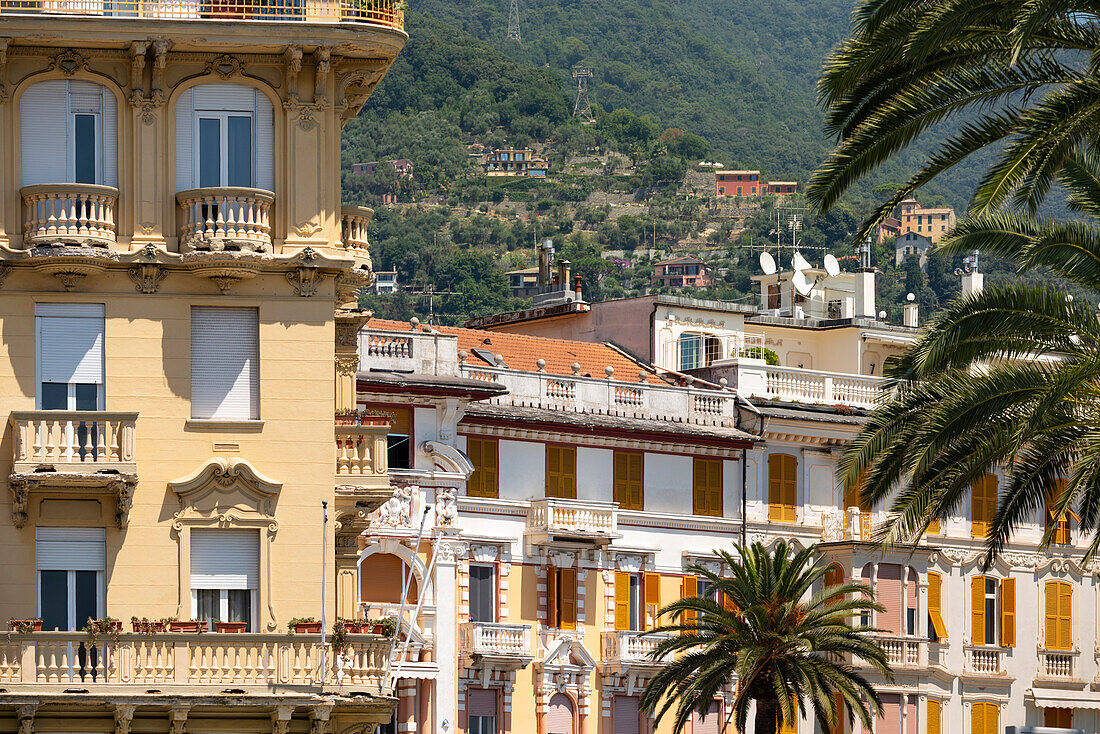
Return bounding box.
[197,113,253,188]
[21,79,117,188]
[174,83,273,193]
[37,527,105,632]
[36,303,105,411]
[190,529,259,631]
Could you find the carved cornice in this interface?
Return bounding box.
[10,472,138,528]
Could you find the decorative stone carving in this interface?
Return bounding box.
[436,487,457,527]
[335,353,359,376]
[18,705,36,734]
[292,219,322,237]
[128,263,167,293]
[436,539,468,563]
[820,508,846,542]
[0,38,10,102]
[168,706,189,734]
[129,41,150,99]
[284,45,303,100]
[287,267,324,297]
[48,49,88,76]
[10,481,28,528]
[9,474,137,529]
[207,54,242,79]
[372,485,413,528]
[272,706,293,734]
[308,706,332,734]
[0,265,10,289]
[115,705,136,734]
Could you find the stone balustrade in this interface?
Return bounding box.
[341,206,374,251]
[964,645,1006,676]
[0,631,391,690]
[176,187,274,253]
[1039,649,1078,680]
[10,411,137,473]
[874,635,926,668]
[601,630,671,666]
[21,183,118,247]
[0,0,405,29]
[712,356,887,409]
[526,497,620,545]
[458,622,531,659]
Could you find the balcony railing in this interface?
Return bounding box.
[601,630,671,666]
[10,411,137,473]
[1039,649,1079,680]
[715,357,887,409]
[0,631,391,689]
[874,635,925,668]
[526,497,620,545]
[459,622,532,661]
[964,645,1006,676]
[177,187,274,253]
[21,183,118,247]
[0,0,405,30]
[341,206,374,251]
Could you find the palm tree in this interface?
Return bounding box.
[639,541,891,734]
[839,150,1100,563]
[807,0,1100,239]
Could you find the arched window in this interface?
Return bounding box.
[824,563,844,606]
[174,83,274,192]
[359,552,418,605]
[21,79,117,187]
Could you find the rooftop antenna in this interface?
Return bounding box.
[572,65,595,123]
[507,0,521,44]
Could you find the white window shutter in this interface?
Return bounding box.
[101,85,118,187]
[36,303,105,385]
[190,306,259,420]
[254,88,274,192]
[36,527,106,571]
[21,80,68,186]
[190,529,259,589]
[175,87,194,192]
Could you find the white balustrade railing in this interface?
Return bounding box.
[21,184,118,246]
[1040,650,1078,679]
[873,636,924,667]
[335,425,389,477]
[364,332,411,358]
[1,632,391,689]
[964,645,1005,675]
[527,498,618,539]
[176,187,274,252]
[723,361,886,409]
[459,622,531,658]
[341,206,374,251]
[10,411,137,470]
[602,630,672,665]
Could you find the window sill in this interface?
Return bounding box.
[185,419,265,432]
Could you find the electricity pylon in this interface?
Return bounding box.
[507,0,521,44]
[572,65,594,123]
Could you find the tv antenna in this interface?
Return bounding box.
[507,0,521,44]
[572,65,595,123]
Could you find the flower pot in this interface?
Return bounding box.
[105,620,122,633]
[168,620,205,633]
[132,621,166,633]
[341,621,364,634]
[371,623,386,635]
[359,414,392,427]
[9,619,43,632]
[335,413,358,426]
[293,622,323,634]
[215,622,247,633]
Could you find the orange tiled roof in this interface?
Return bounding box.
[366,318,662,383]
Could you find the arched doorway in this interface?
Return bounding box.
[547,693,574,734]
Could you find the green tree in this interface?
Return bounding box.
[808,0,1100,239]
[641,541,890,734]
[839,151,1100,561]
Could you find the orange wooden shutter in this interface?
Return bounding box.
[681,576,697,627]
[468,437,499,498]
[927,517,940,535]
[613,452,628,506]
[769,454,798,522]
[927,572,947,639]
[1045,708,1073,728]
[560,568,577,630]
[614,452,644,510]
[1046,479,1070,545]
[972,473,997,538]
[970,576,986,645]
[644,572,660,629]
[1058,581,1072,651]
[629,453,644,509]
[694,458,721,517]
[614,572,630,631]
[546,446,560,498]
[1000,577,1016,647]
[562,447,577,498]
[547,566,558,627]
[1044,580,1057,649]
[707,459,723,516]
[926,700,941,734]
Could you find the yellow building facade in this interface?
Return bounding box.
[0,3,405,734]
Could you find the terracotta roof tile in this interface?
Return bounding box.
[366,318,661,383]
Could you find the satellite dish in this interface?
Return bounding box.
[792,269,814,296]
[792,251,812,272]
[759,251,777,275]
[824,253,841,278]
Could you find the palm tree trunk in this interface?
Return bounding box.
[755,696,779,734]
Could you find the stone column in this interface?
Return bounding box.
[335,311,369,412]
[434,540,466,733]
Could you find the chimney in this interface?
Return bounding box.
[538,239,553,287]
[557,259,571,290]
[574,274,583,300]
[854,268,876,318]
[961,270,983,298]
[902,301,919,330]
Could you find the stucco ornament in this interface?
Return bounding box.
[435,487,457,527]
[372,484,413,528]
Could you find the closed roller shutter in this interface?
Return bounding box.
[692,700,720,734]
[21,80,68,185]
[877,564,902,636]
[613,696,640,734]
[190,529,258,589]
[877,693,901,734]
[36,303,104,385]
[467,688,496,718]
[175,88,194,192]
[190,306,258,420]
[547,693,573,734]
[36,527,105,571]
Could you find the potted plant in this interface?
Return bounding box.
[168,620,205,633]
[214,621,247,633]
[358,410,392,427]
[371,617,397,636]
[289,617,322,634]
[9,618,43,633]
[335,409,359,426]
[84,617,122,646]
[339,619,364,634]
[131,617,167,633]
[331,620,350,656]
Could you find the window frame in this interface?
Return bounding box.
[545,444,577,499]
[466,436,499,498]
[468,562,497,624]
[193,110,255,188]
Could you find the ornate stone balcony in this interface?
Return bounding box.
[334,421,391,512]
[1037,648,1080,682]
[177,187,275,253]
[601,630,671,671]
[341,206,374,251]
[0,0,404,29]
[0,630,391,692]
[458,622,533,669]
[871,635,926,670]
[21,184,119,247]
[963,645,1009,677]
[712,356,887,409]
[8,411,138,528]
[526,497,620,546]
